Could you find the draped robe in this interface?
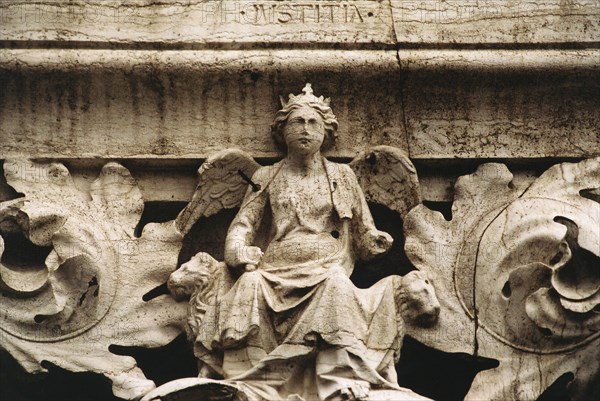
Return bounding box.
[198,159,428,401]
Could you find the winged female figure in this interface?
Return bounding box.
[167,84,435,401]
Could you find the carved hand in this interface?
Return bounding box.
[245,263,258,272]
[236,245,263,270]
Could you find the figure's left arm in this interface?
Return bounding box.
[345,166,393,260]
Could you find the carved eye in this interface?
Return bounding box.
[286,118,304,127]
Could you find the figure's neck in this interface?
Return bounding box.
[286,152,322,171]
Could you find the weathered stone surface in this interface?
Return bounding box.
[140,378,240,401]
[404,158,600,401]
[400,49,600,159]
[391,0,600,44]
[174,148,261,235]
[0,49,406,160]
[2,1,598,46]
[0,0,395,46]
[0,160,542,204]
[2,48,598,163]
[0,160,188,400]
[350,145,421,217]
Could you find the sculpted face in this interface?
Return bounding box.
[283,107,325,156]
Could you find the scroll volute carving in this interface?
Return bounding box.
[0,160,188,400]
[405,157,600,401]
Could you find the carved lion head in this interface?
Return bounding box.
[397,270,440,327]
[167,252,221,301]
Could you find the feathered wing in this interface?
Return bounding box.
[349,145,421,218]
[175,149,261,235]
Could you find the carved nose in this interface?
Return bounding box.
[417,303,440,326]
[430,302,441,317]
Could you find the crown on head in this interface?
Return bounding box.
[280,83,331,108]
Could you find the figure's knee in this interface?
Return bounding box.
[227,270,266,305]
[322,269,355,293]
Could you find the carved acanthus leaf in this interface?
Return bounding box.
[90,162,145,235]
[0,160,188,400]
[404,158,600,401]
[403,163,524,353]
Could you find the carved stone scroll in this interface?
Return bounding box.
[0,160,188,400]
[404,158,600,401]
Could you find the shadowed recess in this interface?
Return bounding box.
[0,162,25,202]
[579,188,600,203]
[423,200,453,221]
[552,216,600,300]
[134,201,186,238]
[178,208,239,267]
[142,282,170,302]
[537,371,575,401]
[0,223,52,296]
[0,350,120,401]
[397,336,499,401]
[351,203,412,289]
[109,334,197,386]
[0,227,52,269]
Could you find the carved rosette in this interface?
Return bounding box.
[404,158,600,401]
[0,161,188,400]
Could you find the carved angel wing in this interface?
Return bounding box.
[349,145,421,217]
[175,149,261,235]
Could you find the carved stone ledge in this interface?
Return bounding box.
[1,48,598,164]
[1,1,598,46]
[0,49,406,160]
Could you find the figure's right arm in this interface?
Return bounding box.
[224,169,269,269]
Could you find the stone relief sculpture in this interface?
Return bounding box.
[0,161,188,399]
[154,84,438,401]
[404,159,600,401]
[0,84,598,401]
